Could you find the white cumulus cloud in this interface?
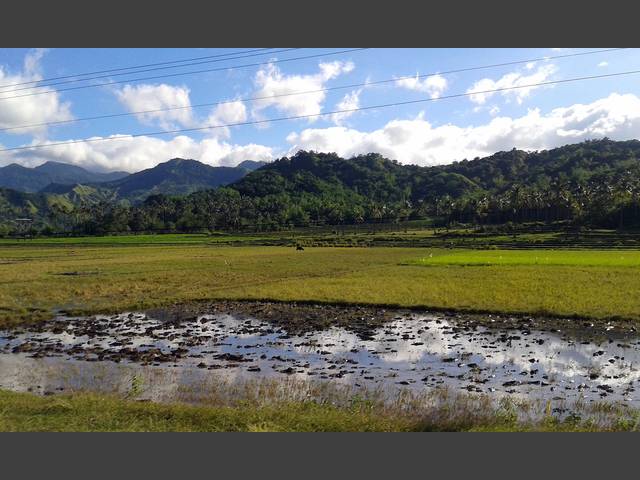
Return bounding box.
[286,93,640,166]
[205,99,248,139]
[5,93,640,173]
[251,60,355,121]
[466,63,557,105]
[395,73,448,99]
[0,49,73,137]
[0,135,275,172]
[331,89,362,126]
[114,83,195,130]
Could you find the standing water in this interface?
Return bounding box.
[0,309,638,406]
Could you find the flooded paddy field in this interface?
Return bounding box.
[1,302,639,409]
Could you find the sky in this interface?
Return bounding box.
[0,47,639,173]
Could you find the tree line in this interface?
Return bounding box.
[2,139,640,236]
[14,179,640,236]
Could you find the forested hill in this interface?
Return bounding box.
[441,138,640,191]
[2,138,640,234]
[233,138,640,203]
[226,138,640,228]
[232,151,478,203]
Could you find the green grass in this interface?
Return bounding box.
[3,233,640,432]
[0,233,262,246]
[1,389,636,432]
[2,226,638,249]
[1,243,639,327]
[409,249,640,267]
[0,390,412,432]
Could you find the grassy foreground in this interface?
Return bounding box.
[1,242,640,326]
[0,390,411,432]
[2,237,640,432]
[1,389,637,432]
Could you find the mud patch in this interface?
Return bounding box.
[53,270,101,277]
[1,305,639,407]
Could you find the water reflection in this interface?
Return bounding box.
[1,311,638,405]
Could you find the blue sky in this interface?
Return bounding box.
[0,47,639,172]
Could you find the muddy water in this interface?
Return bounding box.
[0,310,639,406]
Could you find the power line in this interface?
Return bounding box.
[0,48,298,94]
[0,47,626,133]
[2,67,639,154]
[0,48,368,101]
[0,48,277,91]
[5,70,640,152]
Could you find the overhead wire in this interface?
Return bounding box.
[0,48,298,94]
[0,47,278,91]
[2,66,639,153]
[0,47,626,133]
[0,48,369,100]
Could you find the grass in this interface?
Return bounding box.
[409,249,640,267]
[1,383,638,432]
[0,233,266,246]
[2,236,640,432]
[2,226,639,249]
[0,389,411,432]
[1,243,640,327]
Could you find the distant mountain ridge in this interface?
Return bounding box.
[2,139,640,231]
[100,158,257,202]
[0,158,268,201]
[0,157,267,227]
[0,161,128,193]
[237,160,268,171]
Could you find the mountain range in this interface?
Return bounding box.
[99,158,265,202]
[1,138,639,231]
[0,158,267,202]
[0,162,129,193]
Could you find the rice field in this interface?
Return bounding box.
[409,249,640,267]
[2,235,640,431]
[0,241,639,327]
